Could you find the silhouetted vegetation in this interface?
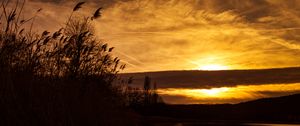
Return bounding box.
[118,75,164,108]
[142,76,163,106]
[0,1,137,126]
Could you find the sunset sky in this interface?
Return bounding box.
[20,0,300,73]
[9,0,300,104]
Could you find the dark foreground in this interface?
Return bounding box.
[137,94,300,126]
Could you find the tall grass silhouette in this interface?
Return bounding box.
[0,1,138,126]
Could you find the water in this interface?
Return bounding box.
[153,122,300,126]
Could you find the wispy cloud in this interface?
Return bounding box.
[11,0,300,72]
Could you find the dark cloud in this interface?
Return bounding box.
[121,68,300,89]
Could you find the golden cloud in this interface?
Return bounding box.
[9,0,300,72]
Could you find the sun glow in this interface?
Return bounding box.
[200,88,229,96]
[180,87,230,98]
[199,64,229,71]
[157,83,300,104]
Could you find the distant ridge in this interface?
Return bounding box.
[238,93,300,107]
[121,67,300,88]
[138,93,300,123]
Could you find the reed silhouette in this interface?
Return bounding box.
[0,1,139,126]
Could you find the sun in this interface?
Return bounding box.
[199,64,229,71]
[201,89,221,96]
[200,88,229,97]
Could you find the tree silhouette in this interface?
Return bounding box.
[144,76,151,105]
[142,76,164,106]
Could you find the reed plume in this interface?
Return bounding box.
[92,7,102,20]
[73,2,85,11]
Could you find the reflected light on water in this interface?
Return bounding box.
[157,83,300,104]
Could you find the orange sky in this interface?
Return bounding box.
[12,0,300,72]
[158,83,300,104]
[4,0,300,104]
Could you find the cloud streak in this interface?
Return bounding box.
[10,0,300,72]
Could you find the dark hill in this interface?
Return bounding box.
[137,94,300,124]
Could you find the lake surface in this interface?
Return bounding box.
[153,122,300,126]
